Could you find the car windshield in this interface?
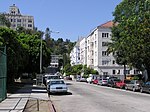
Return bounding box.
[47,76,60,79]
[50,80,65,85]
[114,79,121,81]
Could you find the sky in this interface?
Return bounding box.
[0,0,122,42]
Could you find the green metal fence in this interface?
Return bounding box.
[0,46,7,102]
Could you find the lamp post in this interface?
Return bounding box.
[49,30,59,38]
[40,35,43,74]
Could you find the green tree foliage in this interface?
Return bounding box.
[17,30,51,74]
[0,27,26,82]
[109,0,150,80]
[63,63,72,76]
[62,64,98,77]
[0,27,51,83]
[0,14,11,27]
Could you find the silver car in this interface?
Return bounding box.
[47,79,68,94]
[125,80,142,92]
[98,78,108,86]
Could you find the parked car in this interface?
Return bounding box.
[107,78,121,87]
[98,78,108,86]
[86,74,98,84]
[115,80,126,89]
[93,79,98,84]
[87,77,93,83]
[140,81,150,93]
[76,77,87,82]
[65,76,72,80]
[47,79,68,94]
[46,75,60,85]
[125,80,142,92]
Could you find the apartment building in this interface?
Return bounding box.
[70,41,80,66]
[86,21,125,76]
[1,4,34,30]
[79,37,87,65]
[70,21,138,78]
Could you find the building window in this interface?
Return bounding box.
[95,51,97,56]
[117,70,120,74]
[12,24,16,27]
[102,51,108,56]
[28,24,32,27]
[95,41,97,47]
[17,24,21,27]
[91,59,94,64]
[102,33,109,38]
[102,42,109,46]
[113,60,115,64]
[28,19,32,23]
[23,19,26,22]
[14,19,16,22]
[113,70,116,74]
[113,52,115,56]
[103,72,108,75]
[17,19,21,22]
[102,60,109,65]
[91,50,94,55]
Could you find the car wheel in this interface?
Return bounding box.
[132,87,136,92]
[140,87,143,93]
[125,86,128,90]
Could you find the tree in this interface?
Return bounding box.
[0,14,11,27]
[0,27,26,82]
[110,0,150,80]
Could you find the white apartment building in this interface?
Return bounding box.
[79,37,87,65]
[70,41,80,66]
[87,21,124,76]
[86,21,137,78]
[1,4,34,30]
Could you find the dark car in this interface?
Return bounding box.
[140,81,150,93]
[107,78,121,87]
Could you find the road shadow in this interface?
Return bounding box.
[66,83,72,85]
[49,92,72,96]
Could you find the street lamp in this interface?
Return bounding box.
[40,34,43,74]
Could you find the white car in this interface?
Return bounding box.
[46,75,60,85]
[47,79,68,94]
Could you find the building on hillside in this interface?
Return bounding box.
[1,4,34,30]
[50,55,63,68]
[80,37,87,65]
[70,40,80,66]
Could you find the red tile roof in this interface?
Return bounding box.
[98,21,114,28]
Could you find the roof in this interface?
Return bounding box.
[98,21,114,28]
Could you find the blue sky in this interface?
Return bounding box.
[0,0,122,42]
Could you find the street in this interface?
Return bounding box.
[50,80,150,112]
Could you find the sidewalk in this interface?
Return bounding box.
[0,84,55,112]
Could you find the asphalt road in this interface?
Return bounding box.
[50,80,150,112]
